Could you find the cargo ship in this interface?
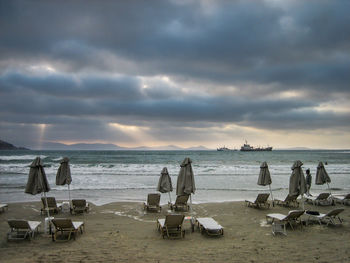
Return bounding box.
[240,141,272,151]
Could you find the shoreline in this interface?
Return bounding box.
[1,188,349,206]
[1,200,349,262]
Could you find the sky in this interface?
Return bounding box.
[0,0,350,150]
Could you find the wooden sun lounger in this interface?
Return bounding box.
[245,193,270,209]
[71,199,90,214]
[7,219,41,241]
[143,193,161,212]
[157,214,185,239]
[51,218,84,241]
[196,217,224,236]
[41,197,62,215]
[275,194,299,208]
[170,195,190,211]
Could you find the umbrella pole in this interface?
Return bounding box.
[68,184,71,206]
[168,192,172,204]
[43,192,51,219]
[189,194,195,232]
[269,184,274,207]
[327,182,331,195]
[43,192,52,235]
[301,195,304,210]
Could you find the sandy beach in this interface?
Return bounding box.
[0,200,349,263]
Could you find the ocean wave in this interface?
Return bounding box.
[0,155,47,161]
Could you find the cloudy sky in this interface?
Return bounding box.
[1,0,350,149]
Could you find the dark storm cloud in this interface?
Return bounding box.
[2,70,347,131]
[0,0,349,147]
[1,0,349,88]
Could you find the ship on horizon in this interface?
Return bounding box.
[240,140,272,152]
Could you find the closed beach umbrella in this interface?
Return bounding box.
[25,157,51,217]
[157,167,173,203]
[258,162,274,205]
[316,162,331,194]
[176,157,195,211]
[56,157,72,204]
[289,160,307,209]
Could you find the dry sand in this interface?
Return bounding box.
[0,200,349,263]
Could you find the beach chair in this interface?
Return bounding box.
[170,195,190,211]
[157,214,185,239]
[307,208,344,226]
[266,210,305,235]
[41,197,62,215]
[7,219,41,241]
[143,193,161,212]
[196,217,224,236]
[51,218,84,241]
[71,199,90,214]
[245,193,270,209]
[275,194,299,208]
[332,193,350,205]
[305,193,333,206]
[0,203,8,212]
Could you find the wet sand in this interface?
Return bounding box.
[0,200,349,262]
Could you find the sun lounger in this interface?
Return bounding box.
[0,203,8,212]
[275,194,299,208]
[157,214,185,239]
[306,208,344,226]
[305,192,333,206]
[51,218,84,241]
[170,195,190,211]
[266,210,305,235]
[143,193,161,212]
[41,197,62,215]
[71,199,90,214]
[332,193,350,205]
[7,219,41,241]
[196,217,224,236]
[245,193,270,208]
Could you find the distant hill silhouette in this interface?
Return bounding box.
[0,140,29,150]
[37,142,210,151]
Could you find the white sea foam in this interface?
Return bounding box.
[0,155,47,161]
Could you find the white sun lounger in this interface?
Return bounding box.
[0,203,8,212]
[332,194,350,205]
[196,217,224,236]
[266,210,305,235]
[305,193,333,206]
[307,208,344,226]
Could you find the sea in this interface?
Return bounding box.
[0,150,349,206]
